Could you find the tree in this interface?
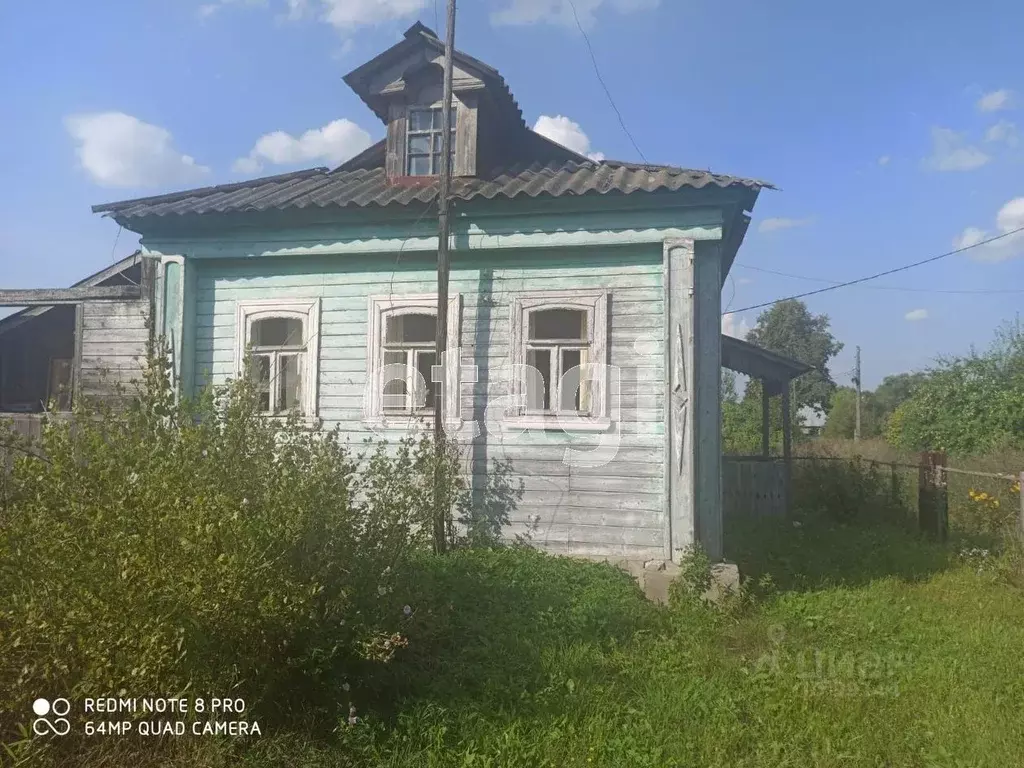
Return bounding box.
[888,320,1024,454]
[873,372,927,418]
[822,387,881,439]
[745,299,844,413]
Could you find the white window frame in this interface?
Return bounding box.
[234,298,321,418]
[365,294,462,428]
[506,289,610,432]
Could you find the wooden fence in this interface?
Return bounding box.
[723,456,788,523]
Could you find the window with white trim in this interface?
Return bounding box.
[366,295,461,424]
[508,290,610,429]
[234,299,321,416]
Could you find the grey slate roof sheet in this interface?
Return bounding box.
[93,159,772,220]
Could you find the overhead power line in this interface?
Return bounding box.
[735,263,1024,295]
[566,0,648,164]
[723,225,1024,315]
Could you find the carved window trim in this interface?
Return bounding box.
[233,298,321,418]
[505,289,611,432]
[364,293,462,430]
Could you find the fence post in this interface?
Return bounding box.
[918,451,948,540]
[890,463,899,509]
[1018,470,1024,539]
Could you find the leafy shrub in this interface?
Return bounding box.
[887,319,1024,455]
[0,349,461,761]
[790,457,912,526]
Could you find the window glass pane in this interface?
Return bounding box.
[252,317,303,347]
[250,354,271,412]
[526,348,550,411]
[529,309,587,341]
[408,154,431,176]
[409,134,431,154]
[560,349,582,412]
[409,109,432,131]
[432,107,456,130]
[382,350,408,410]
[278,353,302,413]
[578,348,591,413]
[386,313,436,344]
[415,351,437,409]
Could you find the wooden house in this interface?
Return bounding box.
[81,23,807,565]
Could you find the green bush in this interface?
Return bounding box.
[0,350,458,760]
[790,457,912,526]
[887,319,1024,455]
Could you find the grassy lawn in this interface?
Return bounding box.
[129,513,1024,768]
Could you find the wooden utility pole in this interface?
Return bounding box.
[853,345,862,442]
[432,0,457,555]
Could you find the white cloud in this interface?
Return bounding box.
[196,0,266,21]
[877,155,891,166]
[977,89,1013,113]
[904,309,929,322]
[737,277,754,285]
[533,115,604,160]
[233,118,373,173]
[492,0,658,27]
[954,197,1024,263]
[923,127,990,172]
[201,0,423,31]
[984,119,1019,147]
[287,0,425,30]
[65,112,210,188]
[721,313,750,339]
[758,217,812,233]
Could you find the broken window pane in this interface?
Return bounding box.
[529,309,586,341]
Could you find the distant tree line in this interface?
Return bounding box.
[723,300,1023,457]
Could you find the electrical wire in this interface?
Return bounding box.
[566,0,648,164]
[723,225,1024,315]
[735,263,1024,295]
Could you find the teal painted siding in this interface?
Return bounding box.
[190,245,668,559]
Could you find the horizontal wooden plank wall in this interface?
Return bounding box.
[78,300,150,401]
[191,247,667,561]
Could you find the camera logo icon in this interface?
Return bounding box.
[32,697,71,736]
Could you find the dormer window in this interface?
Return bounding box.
[406,106,457,176]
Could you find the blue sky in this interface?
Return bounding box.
[1,0,1022,388]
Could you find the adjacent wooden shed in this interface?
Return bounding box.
[0,253,154,437]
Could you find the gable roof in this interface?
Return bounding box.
[342,22,524,129]
[0,251,142,337]
[93,155,770,221]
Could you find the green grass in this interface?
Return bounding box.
[68,515,1024,768]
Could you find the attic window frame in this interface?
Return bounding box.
[405,104,457,177]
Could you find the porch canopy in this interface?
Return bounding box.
[721,335,813,460]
